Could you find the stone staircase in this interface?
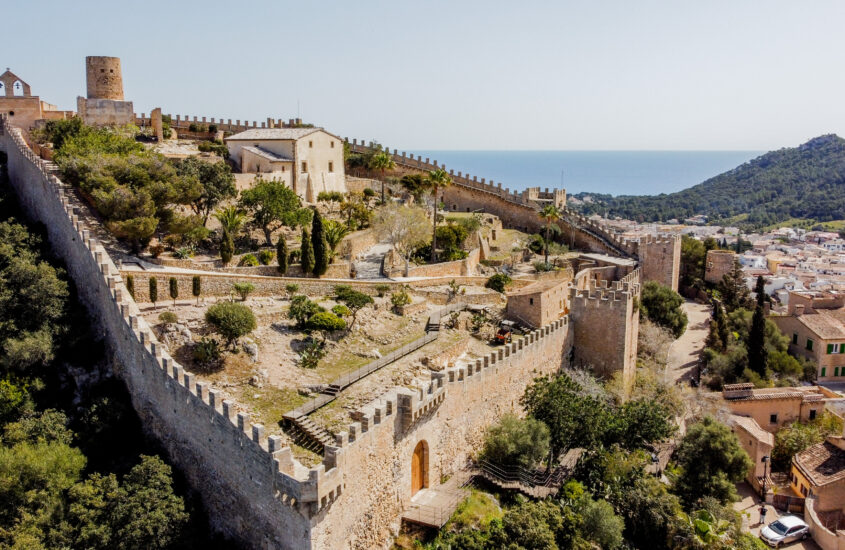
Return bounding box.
[285,412,335,453]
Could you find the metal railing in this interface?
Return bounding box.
[476,459,566,489]
[402,490,464,527]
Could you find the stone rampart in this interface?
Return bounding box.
[0,119,337,549]
[134,113,310,135]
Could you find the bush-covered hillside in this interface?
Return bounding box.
[573,135,845,228]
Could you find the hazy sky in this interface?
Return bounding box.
[6,1,845,150]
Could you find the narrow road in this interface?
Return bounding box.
[666,301,711,385]
[353,243,392,279]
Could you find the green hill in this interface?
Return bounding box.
[572,135,845,228]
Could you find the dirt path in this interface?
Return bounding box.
[353,243,392,279]
[666,301,711,385]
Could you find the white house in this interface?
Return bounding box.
[225,127,346,202]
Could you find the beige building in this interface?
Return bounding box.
[790,436,845,511]
[76,56,134,127]
[771,291,845,382]
[225,127,346,202]
[721,383,832,432]
[0,69,72,131]
[506,279,569,328]
[705,249,736,284]
[730,414,774,492]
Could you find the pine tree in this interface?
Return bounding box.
[706,300,730,352]
[220,228,234,266]
[717,260,751,313]
[300,229,315,275]
[311,210,329,277]
[276,236,288,275]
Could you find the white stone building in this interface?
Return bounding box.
[225,127,346,202]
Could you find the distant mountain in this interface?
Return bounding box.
[571,135,845,228]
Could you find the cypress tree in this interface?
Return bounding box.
[220,228,234,266]
[748,304,768,376]
[713,301,730,352]
[277,236,288,275]
[192,275,201,305]
[311,210,329,277]
[149,277,158,308]
[126,274,135,299]
[169,277,179,306]
[300,229,315,275]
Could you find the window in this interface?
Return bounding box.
[792,333,798,345]
[806,338,814,351]
[309,141,313,148]
[8,111,13,117]
[769,414,778,424]
[836,367,840,377]
[821,367,826,377]
[328,162,334,173]
[301,162,307,173]
[529,298,534,305]
[827,343,843,354]
[330,141,335,148]
[809,409,817,420]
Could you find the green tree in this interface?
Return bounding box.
[125,274,135,300]
[192,275,201,305]
[680,235,706,288]
[148,277,158,308]
[213,205,247,236]
[368,151,395,203]
[288,295,323,328]
[399,173,431,204]
[219,228,234,266]
[168,277,178,306]
[748,304,768,376]
[373,203,432,276]
[300,229,315,274]
[276,236,288,274]
[539,204,561,267]
[232,282,255,301]
[311,209,329,276]
[640,281,688,338]
[485,273,512,293]
[323,219,349,259]
[305,311,346,335]
[480,414,550,469]
[717,260,751,312]
[173,157,236,224]
[204,302,256,348]
[580,498,624,550]
[238,177,310,245]
[335,286,373,330]
[674,416,752,505]
[426,168,452,263]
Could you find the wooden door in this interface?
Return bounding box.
[412,441,426,495]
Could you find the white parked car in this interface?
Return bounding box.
[759,515,810,547]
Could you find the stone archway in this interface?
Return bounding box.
[411,440,428,496]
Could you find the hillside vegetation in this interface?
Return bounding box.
[573,135,845,228]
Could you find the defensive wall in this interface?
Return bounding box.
[0,114,576,548]
[134,112,311,134]
[344,140,681,291]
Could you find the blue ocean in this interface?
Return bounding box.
[414,151,763,197]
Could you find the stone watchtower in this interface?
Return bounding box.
[77,56,134,126]
[86,56,125,101]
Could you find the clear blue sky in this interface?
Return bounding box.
[6,0,845,150]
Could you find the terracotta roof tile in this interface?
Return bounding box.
[793,439,845,487]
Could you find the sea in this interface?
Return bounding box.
[414,151,763,197]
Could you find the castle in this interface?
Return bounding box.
[0,57,681,549]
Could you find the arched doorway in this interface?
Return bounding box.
[411,440,428,496]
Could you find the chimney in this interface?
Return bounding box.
[795,304,805,316]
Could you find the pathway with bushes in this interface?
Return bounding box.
[666,301,711,384]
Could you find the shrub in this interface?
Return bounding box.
[149,277,158,306]
[208,124,218,133]
[391,290,412,308]
[193,337,221,366]
[528,234,545,254]
[258,249,275,265]
[305,311,346,333]
[149,243,165,258]
[533,261,555,273]
[375,283,391,297]
[332,304,350,317]
[220,229,234,266]
[317,191,344,202]
[334,287,373,329]
[285,283,299,297]
[238,253,259,267]
[277,237,288,274]
[158,311,178,325]
[480,414,550,469]
[363,187,376,198]
[288,295,323,327]
[174,247,194,259]
[205,302,256,347]
[233,282,255,301]
[485,273,512,293]
[298,338,325,369]
[288,249,300,265]
[640,281,688,338]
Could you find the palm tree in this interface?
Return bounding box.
[368,151,395,203]
[426,169,452,263]
[323,219,350,260]
[539,204,561,267]
[214,205,247,236]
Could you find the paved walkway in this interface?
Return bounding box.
[353,243,392,279]
[733,483,820,549]
[666,301,711,385]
